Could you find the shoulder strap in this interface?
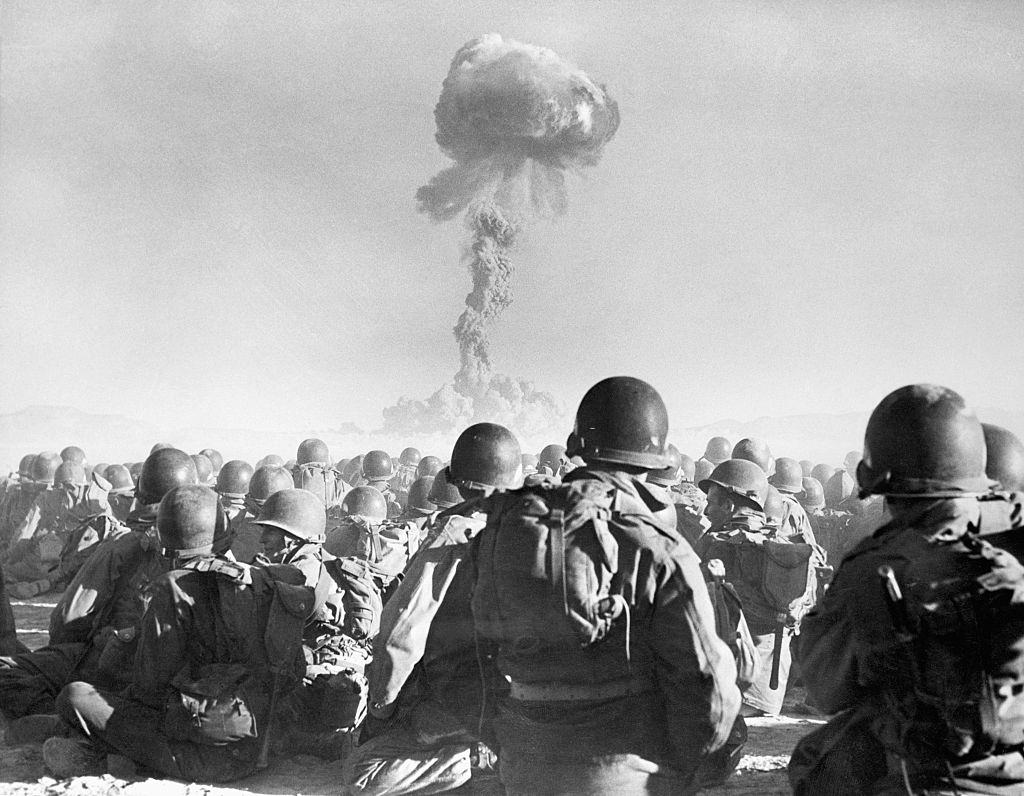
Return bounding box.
[548,507,567,611]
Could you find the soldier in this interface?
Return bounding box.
[43,484,312,781]
[699,459,815,718]
[699,436,733,472]
[230,464,294,564]
[769,457,818,546]
[342,455,365,487]
[389,447,421,510]
[646,443,686,531]
[294,438,348,514]
[191,453,214,486]
[694,456,715,487]
[811,463,837,491]
[0,452,58,553]
[469,377,739,794]
[103,465,135,523]
[60,447,86,466]
[416,455,443,480]
[982,423,1024,492]
[672,451,708,549]
[0,448,197,722]
[257,454,285,469]
[343,422,523,796]
[842,450,860,478]
[361,451,403,518]
[732,438,773,473]
[791,385,1024,793]
[799,460,814,477]
[798,477,826,516]
[537,443,568,477]
[393,476,437,533]
[198,447,223,477]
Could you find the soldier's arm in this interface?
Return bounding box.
[128,576,190,708]
[366,543,466,716]
[793,562,864,713]
[650,549,741,772]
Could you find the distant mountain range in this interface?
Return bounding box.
[1,403,1021,472]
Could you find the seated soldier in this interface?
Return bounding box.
[43,484,313,781]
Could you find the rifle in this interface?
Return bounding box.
[256,665,285,769]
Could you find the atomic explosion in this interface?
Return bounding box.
[383,33,619,438]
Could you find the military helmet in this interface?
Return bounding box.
[257,454,285,469]
[858,384,987,497]
[399,447,422,467]
[407,476,437,515]
[158,485,220,557]
[732,438,773,473]
[811,463,836,489]
[18,453,37,479]
[217,460,254,498]
[566,377,668,470]
[769,457,804,494]
[799,460,814,477]
[699,458,769,511]
[648,444,683,487]
[198,448,223,474]
[427,467,463,509]
[54,461,87,487]
[150,442,174,454]
[702,437,732,466]
[32,452,62,485]
[982,423,1024,492]
[538,443,567,475]
[297,438,330,466]
[844,450,862,475]
[191,454,214,484]
[678,453,696,483]
[342,485,389,522]
[763,485,785,527]
[449,422,523,493]
[128,462,144,485]
[60,446,86,465]
[362,450,395,480]
[248,465,295,505]
[334,458,350,474]
[693,457,714,485]
[104,464,135,496]
[341,455,364,485]
[92,463,110,478]
[254,488,326,543]
[137,448,199,506]
[416,455,443,479]
[799,477,825,510]
[825,470,856,508]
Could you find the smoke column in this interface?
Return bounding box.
[384,34,619,438]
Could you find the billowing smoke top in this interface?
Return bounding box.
[384,34,618,439]
[418,33,620,221]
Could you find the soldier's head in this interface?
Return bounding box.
[60,446,86,466]
[699,458,769,527]
[399,447,421,468]
[406,476,438,516]
[342,486,388,524]
[54,461,88,510]
[811,463,836,489]
[732,438,773,473]
[763,486,786,530]
[843,450,861,477]
[256,454,285,469]
[416,455,443,479]
[157,485,221,563]
[799,460,813,477]
[32,451,62,489]
[648,443,683,487]
[566,377,668,474]
[247,464,295,513]
[693,457,714,485]
[537,444,568,477]
[362,450,395,484]
[190,454,213,485]
[297,438,330,466]
[858,384,987,504]
[982,423,1024,492]
[198,448,223,475]
[18,453,37,481]
[104,464,136,520]
[216,460,254,502]
[341,455,364,486]
[427,468,463,509]
[254,488,326,559]
[448,422,523,499]
[769,458,804,495]
[798,477,826,513]
[137,448,199,510]
[678,453,696,484]
[702,436,732,466]
[825,470,856,509]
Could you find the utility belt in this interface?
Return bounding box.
[508,676,654,703]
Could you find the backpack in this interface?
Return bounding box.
[472,477,675,685]
[876,506,1024,758]
[324,518,419,589]
[293,463,347,512]
[704,560,759,689]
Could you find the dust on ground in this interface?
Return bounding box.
[2,594,820,794]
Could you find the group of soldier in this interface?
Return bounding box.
[1,376,1023,794]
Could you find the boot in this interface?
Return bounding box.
[42,736,106,778]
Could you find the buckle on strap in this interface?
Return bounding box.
[509,677,652,702]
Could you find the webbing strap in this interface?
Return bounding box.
[549,508,568,614]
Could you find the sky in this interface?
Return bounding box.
[2,0,1022,441]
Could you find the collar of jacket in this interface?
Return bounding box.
[562,467,671,516]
